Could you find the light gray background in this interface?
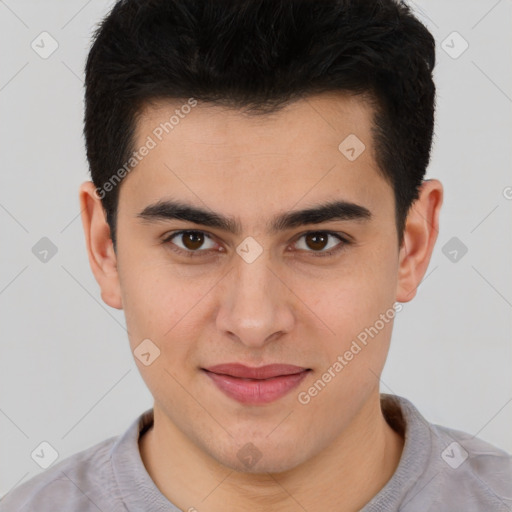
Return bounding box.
[1,0,511,498]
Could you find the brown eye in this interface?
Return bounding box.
[163,230,217,254]
[181,231,205,250]
[304,232,329,251]
[293,231,348,256]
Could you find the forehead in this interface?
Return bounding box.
[136,92,375,153]
[119,92,394,227]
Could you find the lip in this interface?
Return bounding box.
[202,363,311,404]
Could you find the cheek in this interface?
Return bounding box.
[118,258,219,374]
[118,265,203,404]
[294,249,397,362]
[310,264,393,326]
[293,272,396,424]
[118,255,184,346]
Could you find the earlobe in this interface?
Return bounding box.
[395,179,443,303]
[78,181,123,310]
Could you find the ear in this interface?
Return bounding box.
[79,181,123,310]
[396,179,443,303]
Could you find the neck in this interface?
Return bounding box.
[139,391,404,512]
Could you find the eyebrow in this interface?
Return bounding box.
[136,198,372,235]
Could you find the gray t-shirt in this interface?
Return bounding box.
[1,394,511,511]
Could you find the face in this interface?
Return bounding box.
[85,93,430,474]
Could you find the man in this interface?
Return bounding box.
[2,0,511,511]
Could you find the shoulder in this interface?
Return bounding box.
[379,394,512,511]
[414,421,512,511]
[0,435,123,512]
[435,423,512,489]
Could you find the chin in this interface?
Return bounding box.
[242,459,304,475]
[217,442,310,475]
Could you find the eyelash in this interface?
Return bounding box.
[161,230,352,259]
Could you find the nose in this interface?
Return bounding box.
[215,253,295,349]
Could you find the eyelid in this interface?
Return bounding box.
[163,229,351,258]
[291,230,351,257]
[292,229,352,244]
[162,230,219,256]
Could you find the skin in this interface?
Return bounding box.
[79,92,443,512]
